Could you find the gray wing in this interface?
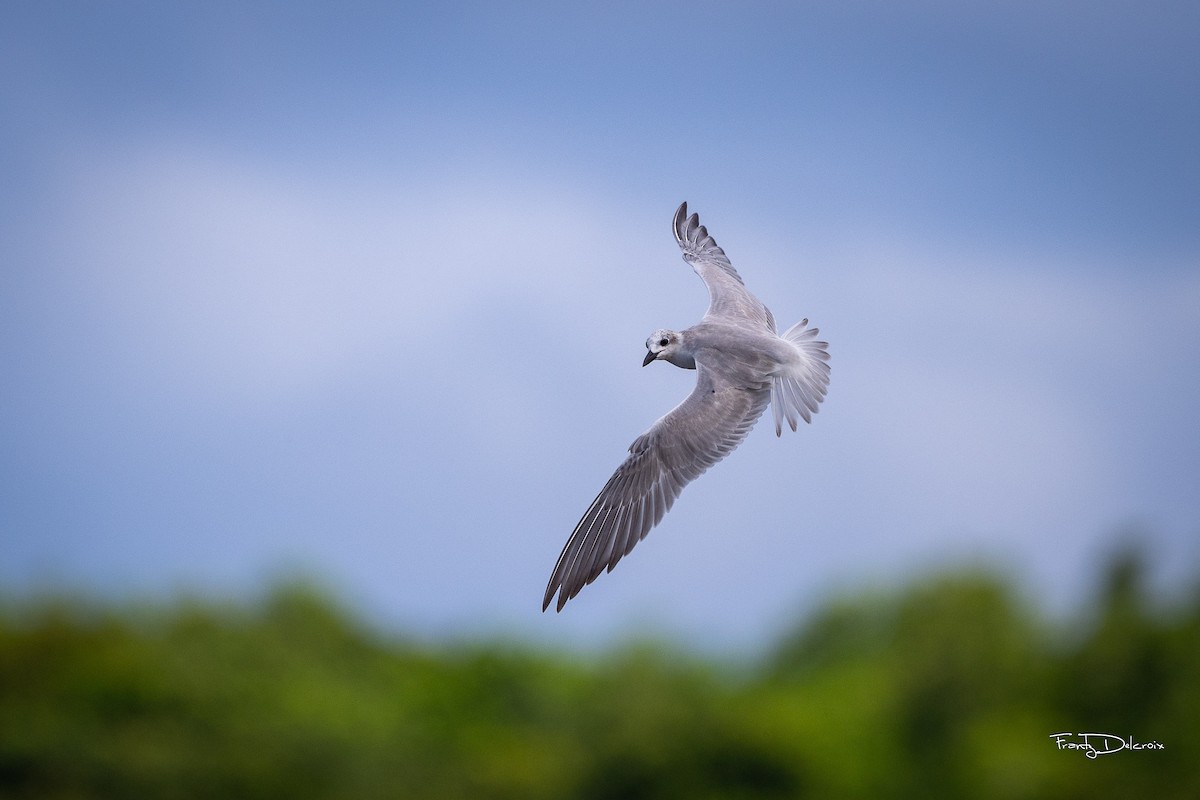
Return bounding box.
[673,202,776,332]
[543,364,771,612]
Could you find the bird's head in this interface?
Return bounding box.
[643,329,692,368]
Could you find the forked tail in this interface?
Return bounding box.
[770,319,831,435]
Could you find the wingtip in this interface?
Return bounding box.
[672,201,689,242]
[542,584,570,613]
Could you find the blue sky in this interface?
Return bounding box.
[2,1,1198,650]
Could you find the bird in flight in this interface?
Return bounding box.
[542,202,831,612]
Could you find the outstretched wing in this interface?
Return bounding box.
[543,364,771,612]
[673,202,776,332]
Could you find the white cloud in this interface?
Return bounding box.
[53,141,642,414]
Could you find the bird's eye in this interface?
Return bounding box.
[659,338,669,347]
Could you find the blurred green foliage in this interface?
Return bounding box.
[1,550,1197,799]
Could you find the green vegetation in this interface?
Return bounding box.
[2,551,1197,799]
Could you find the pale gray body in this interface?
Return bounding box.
[543,202,830,612]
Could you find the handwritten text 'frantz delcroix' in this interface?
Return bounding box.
[1050,732,1165,759]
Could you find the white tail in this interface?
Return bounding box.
[770,319,831,435]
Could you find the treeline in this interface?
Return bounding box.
[1,550,1197,799]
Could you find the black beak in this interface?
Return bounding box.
[642,350,656,367]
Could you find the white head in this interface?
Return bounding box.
[643,328,694,369]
